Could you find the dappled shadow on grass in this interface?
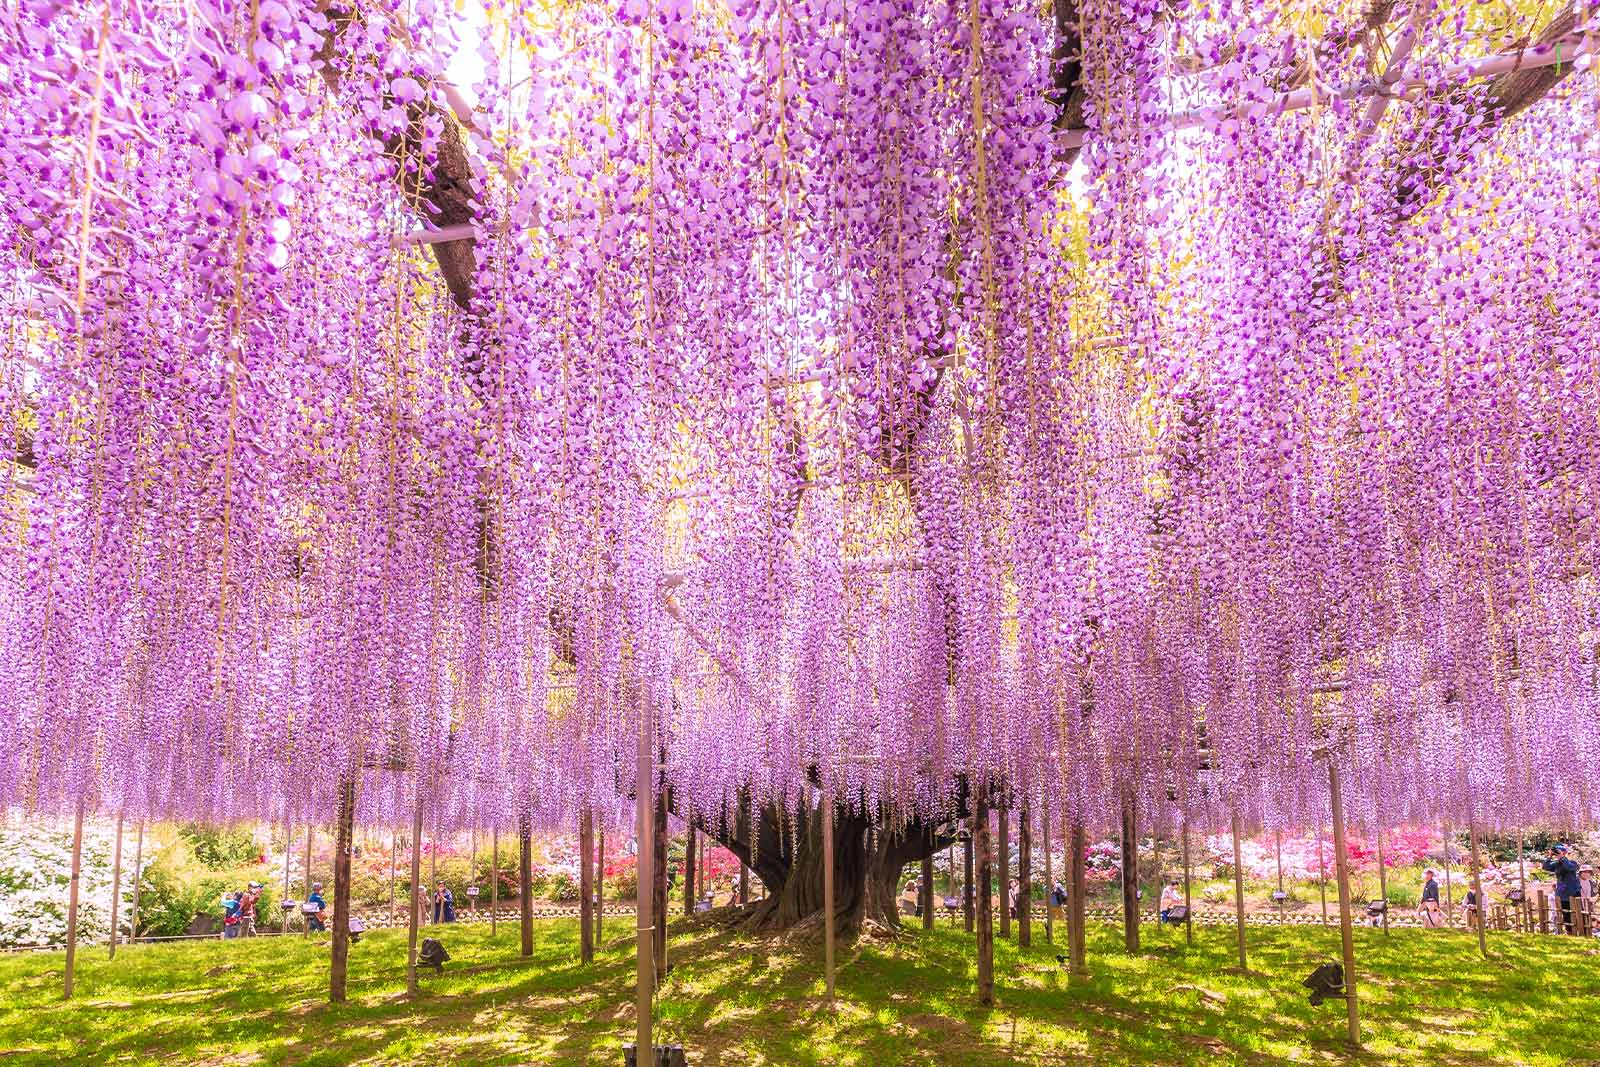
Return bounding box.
[1,916,1595,1066]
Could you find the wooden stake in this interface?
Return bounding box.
[1231,810,1247,970]
[491,828,499,937]
[975,792,994,1006]
[1042,798,1054,944]
[329,774,357,1003]
[635,695,656,1058]
[64,795,85,1000]
[405,778,424,997]
[823,793,835,1003]
[580,808,595,964]
[1121,790,1139,952]
[1328,760,1361,1049]
[1468,820,1490,958]
[108,810,125,959]
[129,819,145,944]
[596,828,604,946]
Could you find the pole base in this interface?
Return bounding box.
[623,1043,687,1067]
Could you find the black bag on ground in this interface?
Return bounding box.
[419,937,450,973]
[1302,962,1346,1005]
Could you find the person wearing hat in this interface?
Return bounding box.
[1542,844,1581,934]
[1419,869,1444,929]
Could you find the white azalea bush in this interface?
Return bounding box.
[0,824,140,949]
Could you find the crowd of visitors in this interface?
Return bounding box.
[220,882,263,939]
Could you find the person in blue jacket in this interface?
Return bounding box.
[1542,844,1582,934]
[307,883,328,932]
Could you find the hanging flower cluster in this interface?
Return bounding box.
[0,0,1596,850]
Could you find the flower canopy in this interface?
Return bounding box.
[1,0,1596,841]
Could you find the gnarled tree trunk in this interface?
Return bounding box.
[695,790,961,939]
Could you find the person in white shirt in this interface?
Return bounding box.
[1159,877,1184,924]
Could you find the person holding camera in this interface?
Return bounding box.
[1541,844,1581,934]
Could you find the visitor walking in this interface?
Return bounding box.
[221,891,242,939]
[1542,844,1581,934]
[239,883,260,937]
[1159,877,1183,924]
[1578,864,1593,935]
[442,884,456,922]
[1420,869,1444,928]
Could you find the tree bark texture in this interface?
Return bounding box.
[1018,800,1032,948]
[975,794,994,1006]
[329,773,357,1003]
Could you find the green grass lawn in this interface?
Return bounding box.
[1,915,1595,1066]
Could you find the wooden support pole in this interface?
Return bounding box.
[1182,816,1194,946]
[1275,829,1286,926]
[329,773,357,1004]
[596,828,605,946]
[1328,761,1361,1049]
[519,813,534,958]
[129,819,145,944]
[823,794,835,1004]
[963,827,975,933]
[579,808,595,964]
[490,828,499,937]
[64,796,85,1000]
[652,790,668,983]
[635,696,655,1058]
[921,854,935,930]
[737,798,750,905]
[1318,826,1329,925]
[1018,799,1032,948]
[304,825,313,909]
[1443,825,1455,923]
[1375,824,1390,935]
[430,819,439,922]
[1068,819,1087,976]
[683,824,697,917]
[998,799,1011,940]
[1468,820,1490,958]
[389,829,399,928]
[975,793,994,1005]
[1231,810,1247,970]
[1121,790,1140,953]
[1517,830,1527,909]
[405,778,425,997]
[108,810,125,959]
[1042,798,1054,944]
